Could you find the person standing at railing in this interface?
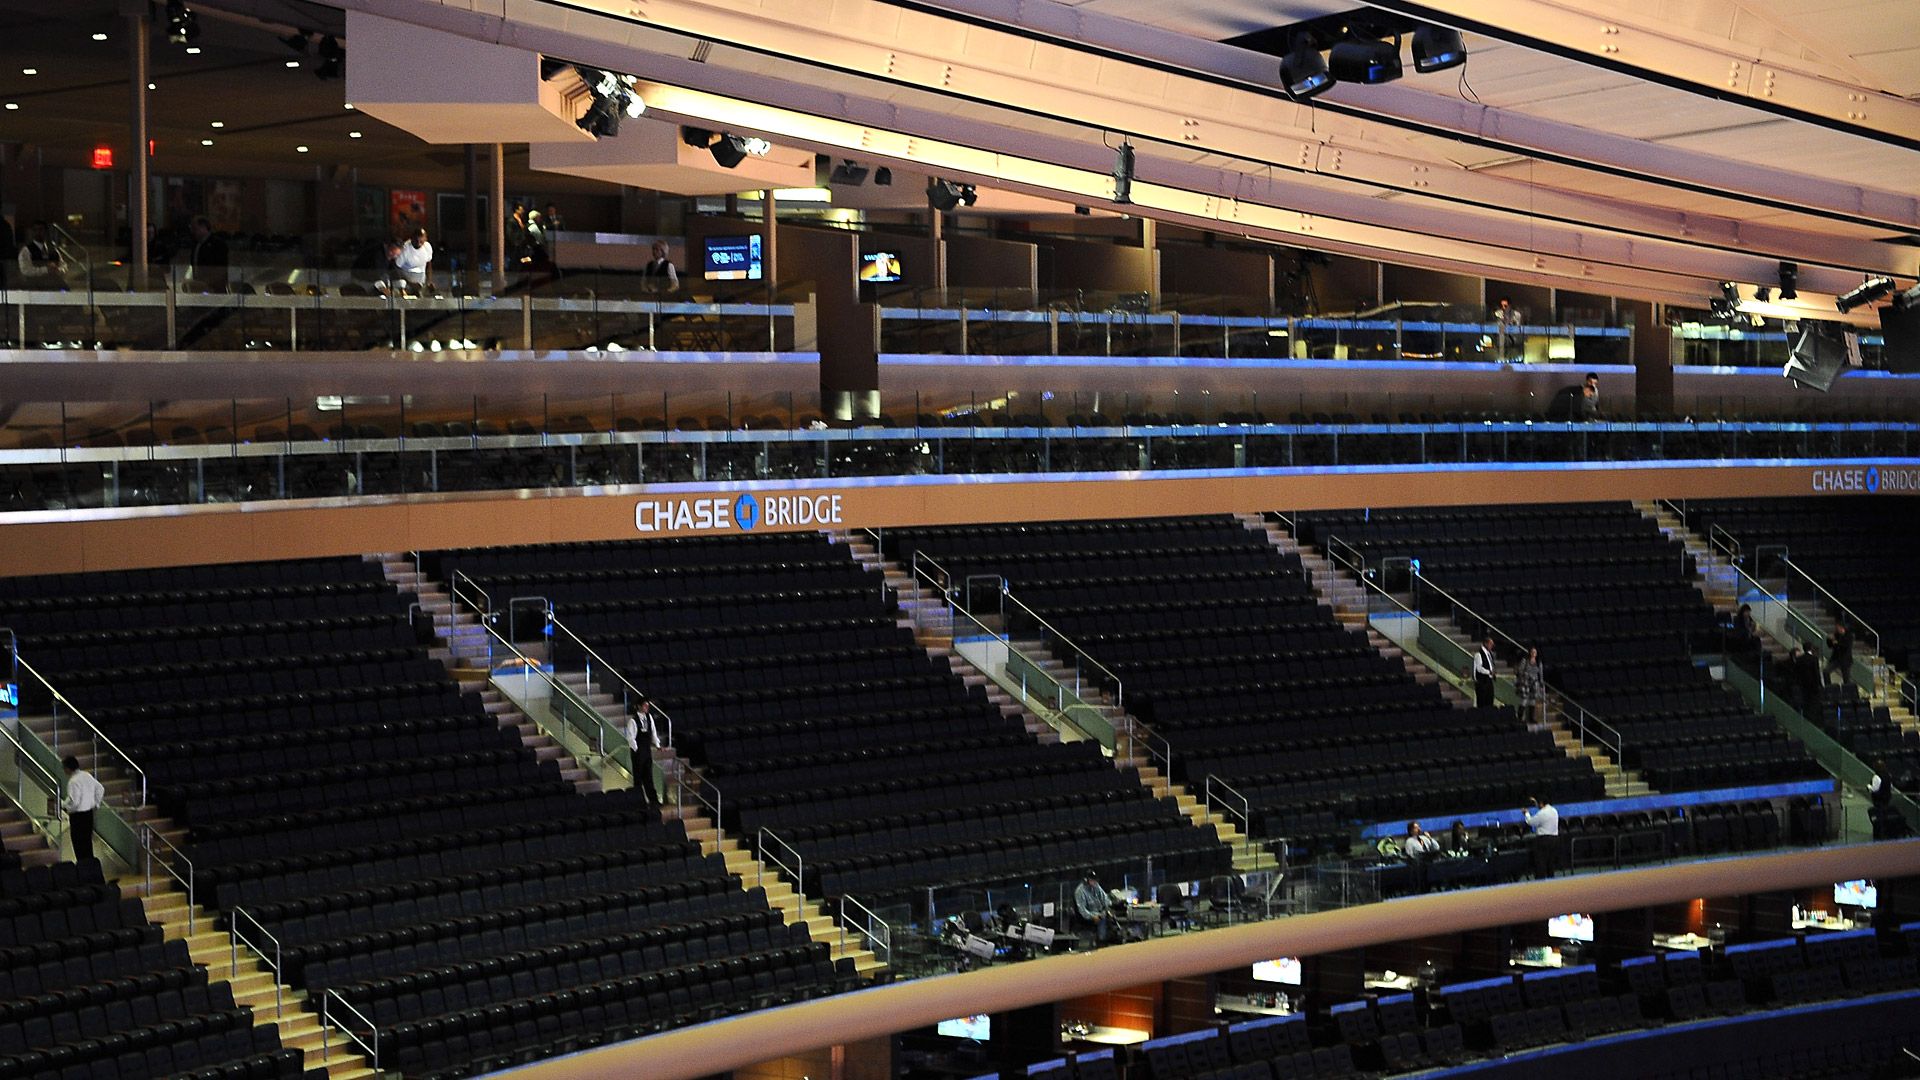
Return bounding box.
[1523,796,1561,877]
[641,240,679,295]
[60,756,105,865]
[1471,637,1498,709]
[624,698,660,805]
[1073,870,1113,946]
[1827,621,1855,688]
[1492,296,1524,361]
[394,228,434,291]
[1516,646,1546,724]
[16,222,66,286]
[186,216,228,291]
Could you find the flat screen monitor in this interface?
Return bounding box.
[703,234,763,281]
[860,251,903,283]
[937,1014,991,1041]
[1835,880,1878,909]
[1547,914,1595,942]
[1251,957,1302,985]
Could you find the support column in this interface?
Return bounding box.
[463,144,479,294]
[763,188,778,301]
[489,143,506,292]
[125,5,150,289]
[1140,216,1159,308]
[929,209,946,305]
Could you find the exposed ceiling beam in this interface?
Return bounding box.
[480,0,1915,277]
[887,0,1920,234]
[1363,0,1920,151]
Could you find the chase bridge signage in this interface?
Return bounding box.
[1810,466,1920,494]
[633,492,846,534]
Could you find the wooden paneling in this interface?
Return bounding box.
[0,461,1899,577]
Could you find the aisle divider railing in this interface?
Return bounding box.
[839,894,892,968]
[321,988,380,1069]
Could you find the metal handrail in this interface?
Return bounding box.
[999,589,1126,710]
[449,570,492,621]
[907,549,1164,766]
[322,988,381,1069]
[1708,524,1743,563]
[0,711,64,846]
[1318,535,1624,760]
[228,908,283,1016]
[140,823,195,933]
[839,894,892,967]
[1406,569,1624,759]
[671,768,724,847]
[447,581,636,787]
[544,614,673,750]
[1717,551,1830,652]
[1783,558,1882,662]
[1203,774,1255,864]
[12,652,146,809]
[757,827,805,895]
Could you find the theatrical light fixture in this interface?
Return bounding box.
[164,0,199,45]
[1112,141,1135,205]
[1279,39,1332,101]
[1778,261,1799,301]
[1328,36,1401,85]
[873,167,892,186]
[314,36,344,80]
[1718,281,1741,304]
[829,160,870,185]
[1411,24,1466,73]
[927,179,975,210]
[702,133,771,168]
[1836,276,1896,313]
[1755,287,1772,303]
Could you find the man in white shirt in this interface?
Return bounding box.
[61,756,106,864]
[1524,796,1561,878]
[1471,637,1498,709]
[393,228,433,288]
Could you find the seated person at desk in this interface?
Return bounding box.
[1074,871,1113,946]
[1403,821,1441,859]
[1446,820,1472,855]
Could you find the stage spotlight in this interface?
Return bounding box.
[1719,280,1741,304]
[1329,36,1401,85]
[705,134,768,169]
[1111,141,1134,205]
[873,167,892,186]
[165,0,199,45]
[1755,287,1772,303]
[1411,25,1466,73]
[1280,40,1332,101]
[314,36,344,80]
[830,160,870,186]
[1777,261,1798,301]
[927,179,962,212]
[960,184,978,207]
[571,65,644,137]
[1836,276,1895,313]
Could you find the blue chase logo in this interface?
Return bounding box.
[733,492,760,531]
[1866,466,1881,494]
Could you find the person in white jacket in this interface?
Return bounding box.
[393,228,433,287]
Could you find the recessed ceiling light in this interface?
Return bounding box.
[200,138,213,146]
[295,144,309,153]
[343,102,355,110]
[209,121,223,128]
[285,60,301,68]
[147,82,156,90]
[91,32,108,41]
[184,46,201,54]
[3,103,17,111]
[348,131,362,138]
[21,68,36,76]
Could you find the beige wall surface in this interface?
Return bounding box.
[0,461,1902,576]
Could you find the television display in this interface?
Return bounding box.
[1547,914,1595,942]
[860,251,903,283]
[703,234,763,281]
[1835,880,1878,909]
[937,1014,991,1041]
[1251,957,1302,985]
